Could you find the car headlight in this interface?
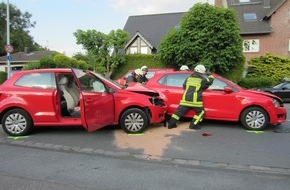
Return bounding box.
[149,96,165,107]
[272,98,282,107]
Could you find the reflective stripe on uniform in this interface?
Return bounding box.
[193,110,205,125]
[172,114,180,120]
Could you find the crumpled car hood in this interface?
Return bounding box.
[125,83,159,97]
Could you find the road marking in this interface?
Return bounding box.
[247,131,264,134]
[127,133,144,136]
[7,136,30,140]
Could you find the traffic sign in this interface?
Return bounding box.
[5,45,14,53]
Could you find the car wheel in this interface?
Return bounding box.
[240,107,269,130]
[1,109,33,136]
[120,108,149,133]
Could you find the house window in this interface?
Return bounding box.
[129,47,138,54]
[243,13,257,21]
[288,39,290,51]
[140,47,148,54]
[243,39,259,52]
[239,0,250,3]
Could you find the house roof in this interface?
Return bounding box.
[0,50,56,64]
[226,0,287,34]
[123,0,287,50]
[123,12,184,49]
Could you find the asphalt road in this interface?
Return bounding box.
[1,105,290,170]
[1,144,290,190]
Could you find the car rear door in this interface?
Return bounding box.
[72,69,115,132]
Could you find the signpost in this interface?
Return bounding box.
[6,0,11,78]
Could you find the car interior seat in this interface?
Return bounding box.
[58,76,80,116]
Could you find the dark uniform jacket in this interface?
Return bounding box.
[137,75,148,84]
[126,73,137,83]
[179,72,214,107]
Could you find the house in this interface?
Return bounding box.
[123,12,184,54]
[0,47,56,73]
[216,0,290,62]
[123,0,290,62]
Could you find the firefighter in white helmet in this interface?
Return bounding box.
[167,64,214,130]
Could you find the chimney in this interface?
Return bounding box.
[215,0,227,8]
[264,0,270,8]
[24,47,29,54]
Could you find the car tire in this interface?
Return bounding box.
[120,108,149,133]
[240,107,269,130]
[2,108,33,136]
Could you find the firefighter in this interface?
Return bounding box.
[167,64,214,130]
[138,65,149,84]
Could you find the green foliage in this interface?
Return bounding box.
[158,3,244,76]
[0,2,44,53]
[238,77,275,89]
[74,29,129,77]
[111,54,168,79]
[39,56,56,68]
[246,53,290,83]
[23,53,90,70]
[0,71,7,84]
[222,60,245,83]
[23,61,40,70]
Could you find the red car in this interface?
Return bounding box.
[144,70,287,130]
[0,68,167,136]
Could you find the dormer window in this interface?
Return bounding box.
[243,13,257,21]
[239,0,251,3]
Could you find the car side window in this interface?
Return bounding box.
[283,83,290,89]
[208,79,227,90]
[158,74,190,87]
[15,72,56,89]
[78,74,106,93]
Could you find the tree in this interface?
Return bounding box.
[159,3,245,76]
[0,2,43,54]
[73,29,129,77]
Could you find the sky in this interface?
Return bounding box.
[4,0,214,57]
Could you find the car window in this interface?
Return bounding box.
[15,72,56,89]
[158,73,228,90]
[158,74,189,87]
[77,73,106,93]
[282,83,290,89]
[208,79,227,91]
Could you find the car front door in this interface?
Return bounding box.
[73,69,115,132]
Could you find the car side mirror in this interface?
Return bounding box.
[108,87,115,94]
[224,86,233,93]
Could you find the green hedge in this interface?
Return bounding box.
[111,54,172,79]
[246,53,290,84]
[0,71,7,84]
[238,76,275,89]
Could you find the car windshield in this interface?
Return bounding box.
[273,82,287,89]
[72,68,125,89]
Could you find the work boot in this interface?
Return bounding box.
[189,121,201,130]
[168,118,177,129]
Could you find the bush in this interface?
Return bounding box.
[0,71,7,84]
[111,54,171,79]
[238,76,275,89]
[246,53,290,84]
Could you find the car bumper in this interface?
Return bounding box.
[268,106,287,125]
[149,105,167,123]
